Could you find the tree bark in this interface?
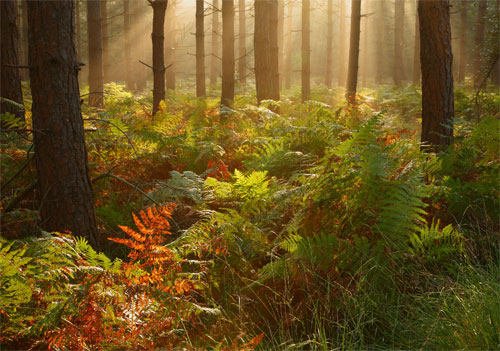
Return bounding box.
[412,0,420,85]
[473,0,487,88]
[27,0,98,248]
[165,2,176,91]
[124,0,132,89]
[346,0,362,104]
[87,0,104,107]
[338,0,347,86]
[76,0,82,62]
[394,0,405,86]
[325,0,334,88]
[284,1,294,89]
[149,0,168,116]
[21,0,29,81]
[255,0,280,104]
[375,0,384,84]
[419,0,454,150]
[0,0,24,121]
[196,0,206,97]
[238,0,247,86]
[278,0,284,90]
[302,0,310,102]
[101,0,109,83]
[457,0,467,83]
[221,0,234,107]
[210,0,220,86]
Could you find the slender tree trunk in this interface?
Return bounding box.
[149,0,168,116]
[412,0,420,85]
[124,0,132,89]
[301,0,310,102]
[361,0,369,86]
[1,0,24,122]
[76,0,81,62]
[27,0,98,248]
[165,2,176,91]
[338,0,347,86]
[419,0,454,150]
[196,0,206,97]
[325,0,334,88]
[457,0,467,83]
[394,0,405,86]
[284,1,293,89]
[346,0,362,104]
[221,0,235,106]
[278,0,284,90]
[21,0,29,81]
[491,0,500,85]
[87,0,104,107]
[255,0,280,104]
[210,0,220,86]
[473,0,487,88]
[375,0,384,84]
[238,0,247,86]
[101,0,109,83]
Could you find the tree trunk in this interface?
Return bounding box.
[76,0,82,62]
[165,2,176,91]
[301,0,310,102]
[325,0,334,88]
[221,0,234,107]
[394,0,405,86]
[149,0,168,116]
[196,0,206,97]
[124,0,132,89]
[419,0,454,150]
[338,0,347,86]
[375,0,384,84]
[101,0,109,83]
[278,0,284,90]
[284,1,293,89]
[0,0,24,122]
[457,0,467,83]
[87,0,104,107]
[238,0,247,86]
[210,0,220,86]
[346,0,362,104]
[412,0,420,85]
[21,0,29,81]
[473,0,487,88]
[361,0,369,87]
[255,0,280,104]
[27,0,98,248]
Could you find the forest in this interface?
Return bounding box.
[0,0,499,349]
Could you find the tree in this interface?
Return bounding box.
[196,0,206,97]
[27,0,98,248]
[148,0,168,116]
[255,0,280,104]
[338,0,347,86]
[419,0,454,149]
[76,0,82,63]
[375,0,384,84]
[302,0,311,102]
[457,0,467,83]
[325,0,334,88]
[87,0,104,107]
[284,1,294,89]
[101,0,109,83]
[412,0,421,85]
[221,0,235,107]
[210,0,220,86]
[346,0,362,104]
[238,0,247,86]
[165,1,176,91]
[278,0,285,90]
[0,0,24,122]
[394,0,405,86]
[473,0,487,88]
[124,0,133,89]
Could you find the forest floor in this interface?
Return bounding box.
[1,83,499,350]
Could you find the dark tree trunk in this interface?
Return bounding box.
[210,0,220,86]
[284,1,293,89]
[419,0,454,150]
[361,0,369,86]
[165,2,176,91]
[346,0,362,104]
[196,0,206,97]
[76,0,82,62]
[457,0,467,83]
[87,0,104,107]
[412,0,420,85]
[101,0,109,83]
[27,0,98,248]
[0,0,24,122]
[238,0,247,86]
[325,0,334,88]
[394,0,405,86]
[255,0,280,104]
[338,0,347,86]
[301,0,310,102]
[278,0,284,90]
[21,0,29,81]
[124,0,132,89]
[221,0,234,107]
[375,0,384,84]
[149,0,168,116]
[473,0,487,88]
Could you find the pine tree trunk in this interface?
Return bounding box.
[76,0,81,62]
[27,0,98,248]
[221,0,234,107]
[87,0,104,107]
[361,0,369,87]
[278,0,284,90]
[338,0,347,86]
[412,0,420,85]
[149,0,168,116]
[255,0,280,104]
[301,0,310,102]
[419,0,454,150]
[210,0,220,86]
[0,0,24,122]
[101,0,109,83]
[394,0,405,86]
[346,0,362,104]
[457,0,467,83]
[325,0,334,88]
[284,1,293,89]
[165,2,176,91]
[21,0,29,81]
[473,0,487,88]
[196,0,206,97]
[124,0,132,89]
[238,0,247,86]
[375,0,384,84]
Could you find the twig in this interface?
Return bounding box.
[0,153,34,197]
[83,118,138,157]
[2,181,37,213]
[139,60,154,70]
[92,173,159,205]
